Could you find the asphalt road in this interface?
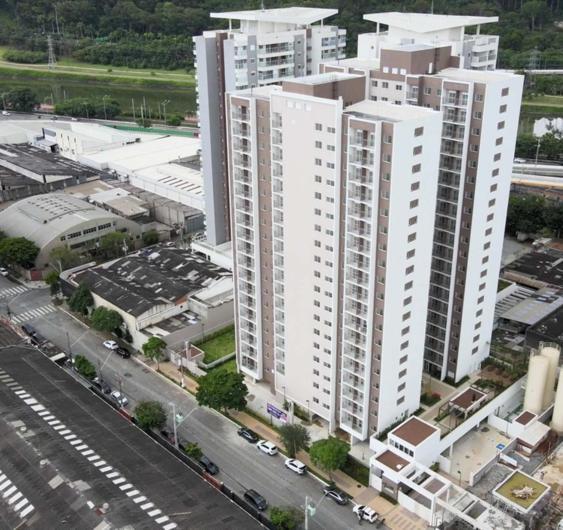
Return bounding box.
[0,343,260,529]
[0,277,366,530]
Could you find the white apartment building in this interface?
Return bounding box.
[321,13,523,384]
[227,73,442,441]
[194,7,346,246]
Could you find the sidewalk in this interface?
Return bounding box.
[156,360,367,499]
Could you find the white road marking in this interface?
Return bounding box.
[19,504,35,518]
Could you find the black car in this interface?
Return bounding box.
[237,427,259,444]
[323,485,349,506]
[199,455,219,475]
[115,347,131,359]
[21,323,36,336]
[92,377,111,394]
[244,489,267,511]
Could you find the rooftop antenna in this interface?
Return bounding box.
[47,35,57,69]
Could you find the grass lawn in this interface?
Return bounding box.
[498,279,512,292]
[196,326,236,364]
[207,358,237,374]
[523,95,563,108]
[495,471,547,510]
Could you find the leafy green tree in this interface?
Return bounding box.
[270,506,304,530]
[5,88,38,112]
[136,118,152,128]
[279,424,311,458]
[90,306,123,333]
[184,442,203,459]
[0,237,39,268]
[543,203,563,237]
[74,354,96,380]
[309,437,349,479]
[99,232,129,258]
[506,195,545,236]
[142,336,167,369]
[196,369,248,413]
[142,229,159,246]
[134,400,167,431]
[68,283,94,315]
[166,114,182,126]
[49,246,83,272]
[515,133,538,159]
[44,270,60,295]
[4,49,47,63]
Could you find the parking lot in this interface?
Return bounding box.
[0,344,261,529]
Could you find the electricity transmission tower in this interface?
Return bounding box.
[47,35,57,69]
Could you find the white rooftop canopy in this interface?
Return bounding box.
[211,7,338,26]
[363,12,498,33]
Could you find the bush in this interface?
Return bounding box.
[4,49,47,64]
[420,392,441,406]
[341,456,369,486]
[74,354,96,380]
[184,442,202,459]
[142,229,159,246]
[134,400,166,431]
[166,114,183,126]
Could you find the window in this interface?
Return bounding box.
[409,216,417,226]
[403,312,411,321]
[471,128,480,136]
[496,137,503,146]
[498,121,505,130]
[405,265,414,275]
[470,144,479,152]
[315,175,322,183]
[399,369,407,378]
[371,80,378,87]
[397,396,405,405]
[499,104,507,113]
[490,184,498,192]
[407,249,416,259]
[396,84,403,90]
[407,233,416,243]
[315,158,322,166]
[314,192,321,199]
[411,182,420,191]
[413,145,422,155]
[489,199,496,207]
[424,87,431,95]
[410,199,419,209]
[494,153,501,162]
[383,154,391,163]
[315,141,322,149]
[474,111,482,120]
[414,127,424,137]
[403,296,412,306]
[327,145,335,151]
[382,81,389,89]
[475,93,484,102]
[315,123,322,131]
[484,241,491,250]
[412,163,421,173]
[501,87,509,96]
[384,135,393,144]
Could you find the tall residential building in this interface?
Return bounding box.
[194,7,346,246]
[321,13,523,384]
[227,73,442,441]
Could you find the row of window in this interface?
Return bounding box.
[60,222,114,241]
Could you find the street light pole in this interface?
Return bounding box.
[170,402,179,449]
[304,495,309,530]
[102,94,109,121]
[66,331,72,359]
[535,137,541,167]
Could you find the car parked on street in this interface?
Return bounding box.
[103,340,118,350]
[256,439,278,456]
[0,267,8,276]
[353,504,379,523]
[110,390,128,407]
[243,489,267,511]
[92,377,111,394]
[115,347,131,359]
[237,427,259,444]
[285,458,307,475]
[199,455,219,475]
[323,485,349,505]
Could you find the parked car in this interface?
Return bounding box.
[1,111,10,116]
[115,347,131,359]
[21,323,36,336]
[0,267,8,276]
[323,485,349,505]
[110,390,128,407]
[237,427,259,444]
[285,458,307,475]
[244,489,267,511]
[92,377,111,394]
[353,505,379,523]
[256,440,278,456]
[199,455,219,475]
[103,340,118,350]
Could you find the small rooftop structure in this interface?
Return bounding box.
[390,417,439,447]
[516,421,551,456]
[363,12,498,33]
[493,470,550,514]
[345,100,440,122]
[210,7,338,26]
[375,449,409,472]
[450,387,487,414]
[514,410,537,427]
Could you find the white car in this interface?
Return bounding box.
[1,111,10,116]
[353,505,379,523]
[0,267,8,276]
[285,458,307,475]
[103,340,118,350]
[111,391,128,407]
[256,440,278,456]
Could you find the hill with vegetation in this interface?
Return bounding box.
[0,0,562,71]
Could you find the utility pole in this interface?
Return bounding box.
[102,94,109,121]
[162,99,170,124]
[66,331,72,359]
[305,495,309,530]
[53,4,60,34]
[170,402,179,449]
[131,98,136,121]
[47,35,57,69]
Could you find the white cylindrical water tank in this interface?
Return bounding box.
[524,354,549,414]
[551,370,563,434]
[541,344,561,408]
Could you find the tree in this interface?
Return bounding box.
[136,118,152,128]
[184,442,202,459]
[543,203,563,237]
[74,354,96,380]
[90,306,123,333]
[0,237,39,269]
[134,400,166,431]
[166,114,182,126]
[142,229,159,246]
[506,195,545,235]
[44,270,60,295]
[270,507,304,530]
[5,88,38,112]
[142,336,167,369]
[279,424,310,458]
[99,232,129,258]
[68,283,94,315]
[309,437,349,479]
[50,246,83,272]
[196,369,248,413]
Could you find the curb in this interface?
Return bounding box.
[58,307,90,329]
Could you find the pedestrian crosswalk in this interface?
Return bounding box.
[0,285,28,299]
[0,469,34,521]
[11,304,56,324]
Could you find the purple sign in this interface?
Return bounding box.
[267,403,288,423]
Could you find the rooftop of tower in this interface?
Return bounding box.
[363,12,498,33]
[210,7,338,26]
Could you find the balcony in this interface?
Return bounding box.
[233,124,250,138]
[350,133,375,148]
[233,139,251,153]
[232,109,250,122]
[443,109,467,124]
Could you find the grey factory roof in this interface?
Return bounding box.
[500,287,563,326]
[0,143,98,180]
[0,193,124,248]
[73,248,231,317]
[505,249,563,288]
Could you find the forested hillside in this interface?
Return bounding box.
[0,0,562,70]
